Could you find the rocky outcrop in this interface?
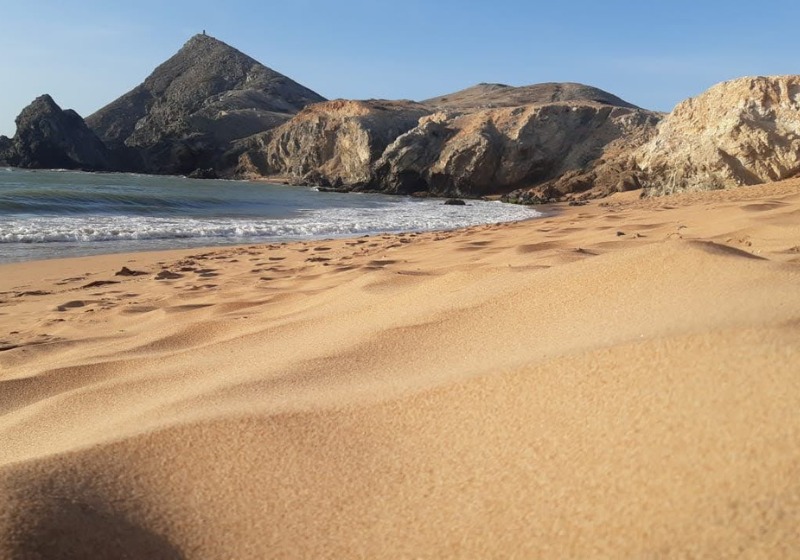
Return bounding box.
[85,33,325,174]
[235,100,431,186]
[236,82,660,199]
[638,76,800,196]
[374,103,660,198]
[2,95,113,170]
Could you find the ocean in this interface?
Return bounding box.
[0,168,538,263]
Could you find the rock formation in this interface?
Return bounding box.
[8,33,799,203]
[375,103,660,199]
[0,135,11,165]
[637,76,800,196]
[1,95,113,170]
[235,100,431,187]
[85,34,325,174]
[237,83,661,200]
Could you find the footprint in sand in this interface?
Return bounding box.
[81,280,121,289]
[57,300,91,311]
[14,290,51,297]
[155,271,184,280]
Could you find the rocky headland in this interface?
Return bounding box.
[234,82,662,200]
[234,99,432,188]
[3,33,800,202]
[0,95,113,171]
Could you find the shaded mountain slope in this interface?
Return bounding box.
[85,34,325,174]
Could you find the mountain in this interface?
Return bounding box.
[85,33,325,174]
[0,95,113,170]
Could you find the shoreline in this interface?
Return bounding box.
[2,179,799,557]
[1,167,539,265]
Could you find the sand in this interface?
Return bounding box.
[1,180,799,559]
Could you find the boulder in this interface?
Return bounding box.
[187,167,219,179]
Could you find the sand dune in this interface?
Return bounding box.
[1,181,800,558]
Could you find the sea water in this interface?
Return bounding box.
[0,168,538,263]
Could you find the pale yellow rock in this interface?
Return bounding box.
[639,75,800,195]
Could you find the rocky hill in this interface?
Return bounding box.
[236,83,661,199]
[85,33,325,174]
[0,95,113,170]
[424,82,639,110]
[636,76,800,196]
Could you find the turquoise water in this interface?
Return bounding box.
[0,168,538,262]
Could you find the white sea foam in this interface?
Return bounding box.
[0,199,539,245]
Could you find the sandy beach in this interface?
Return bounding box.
[1,180,799,558]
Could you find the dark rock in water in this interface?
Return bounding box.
[444,198,466,205]
[85,33,326,175]
[187,167,219,179]
[4,95,113,170]
[0,135,11,164]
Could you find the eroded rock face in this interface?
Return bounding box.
[638,76,800,196]
[3,95,113,170]
[237,82,660,199]
[375,103,660,198]
[235,100,431,186]
[85,34,325,174]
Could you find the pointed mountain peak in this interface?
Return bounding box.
[85,34,325,173]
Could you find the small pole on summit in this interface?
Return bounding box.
[202,30,206,35]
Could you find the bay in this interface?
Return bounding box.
[0,168,538,263]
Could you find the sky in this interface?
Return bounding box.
[1,0,800,137]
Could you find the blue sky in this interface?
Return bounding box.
[2,0,799,136]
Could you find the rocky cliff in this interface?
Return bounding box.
[637,76,800,196]
[237,83,660,199]
[1,95,113,170]
[235,100,432,186]
[375,103,659,198]
[85,33,325,174]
